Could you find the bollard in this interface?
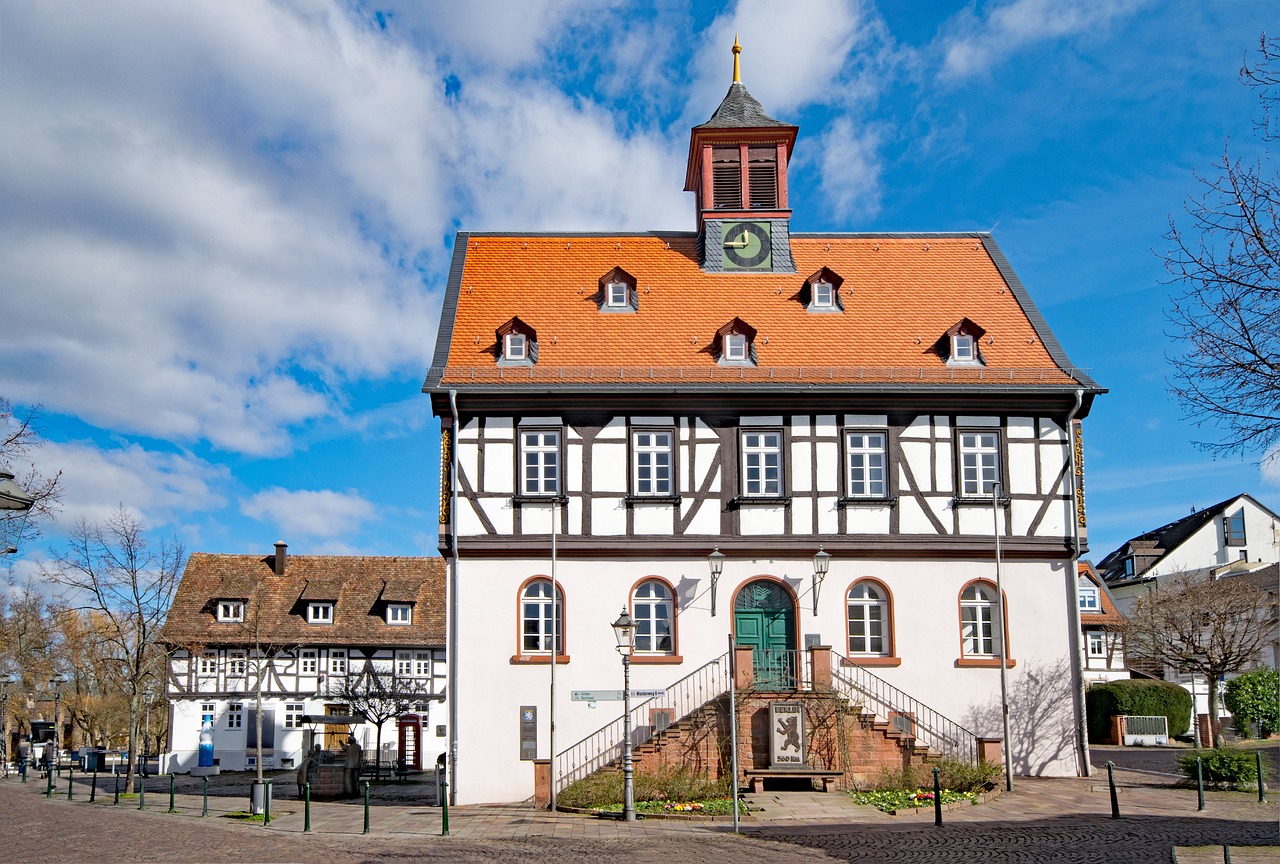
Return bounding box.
[1105,761,1119,819]
[168,775,177,813]
[933,766,943,827]
[138,775,146,811]
[1224,844,1232,863]
[67,764,74,800]
[304,782,311,833]
[202,776,208,817]
[1196,756,1205,811]
[263,779,271,827]
[113,773,120,805]
[440,775,449,836]
[90,769,97,803]
[1257,751,1267,804]
[363,780,370,834]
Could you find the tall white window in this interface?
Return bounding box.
[284,703,305,729]
[952,333,976,362]
[724,332,747,361]
[414,651,432,678]
[633,431,673,496]
[846,432,886,498]
[1224,508,1247,545]
[959,432,1000,496]
[847,582,889,655]
[607,281,628,307]
[521,579,562,655]
[198,652,217,675]
[300,650,317,674]
[227,703,243,729]
[960,584,1000,657]
[307,602,334,624]
[742,431,782,497]
[521,430,560,495]
[1078,585,1099,612]
[1087,631,1106,659]
[228,652,247,677]
[813,281,834,307]
[504,333,527,361]
[329,650,347,675]
[633,581,674,654]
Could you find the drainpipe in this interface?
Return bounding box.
[447,389,461,805]
[1064,388,1091,777]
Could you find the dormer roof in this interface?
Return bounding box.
[695,82,792,130]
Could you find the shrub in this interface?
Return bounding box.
[557,765,729,810]
[1223,668,1280,738]
[1176,746,1269,788]
[935,757,1001,793]
[1086,679,1193,742]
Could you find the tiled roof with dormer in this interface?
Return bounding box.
[1078,561,1125,627]
[160,553,446,648]
[425,233,1099,393]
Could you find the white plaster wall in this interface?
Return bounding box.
[792,441,812,493]
[592,498,626,535]
[815,441,840,493]
[682,498,720,535]
[1008,441,1037,494]
[792,496,813,533]
[484,441,513,492]
[844,414,888,428]
[901,442,933,492]
[633,503,676,535]
[1153,499,1280,574]
[898,496,936,534]
[693,443,720,492]
[1007,417,1035,440]
[739,505,786,535]
[592,442,626,493]
[816,496,840,535]
[846,505,892,534]
[1038,442,1067,496]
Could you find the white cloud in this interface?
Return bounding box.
[40,441,228,530]
[815,118,884,219]
[240,487,376,539]
[936,0,1149,82]
[1262,445,1280,485]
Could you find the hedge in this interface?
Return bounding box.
[1086,679,1193,742]
[1223,668,1280,738]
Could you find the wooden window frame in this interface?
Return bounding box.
[844,578,900,666]
[512,576,570,664]
[629,576,682,664]
[307,602,334,625]
[517,427,563,498]
[740,428,785,499]
[844,429,889,500]
[629,427,677,499]
[955,428,1003,500]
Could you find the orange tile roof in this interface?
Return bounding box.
[430,233,1097,390]
[1078,561,1126,627]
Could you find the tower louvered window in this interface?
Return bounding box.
[748,147,777,208]
[712,147,741,209]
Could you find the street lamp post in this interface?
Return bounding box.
[49,674,69,772]
[811,546,831,615]
[707,547,725,617]
[2,672,18,776]
[611,608,636,822]
[143,687,155,778]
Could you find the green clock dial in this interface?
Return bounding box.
[723,221,772,270]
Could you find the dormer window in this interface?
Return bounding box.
[307,602,334,624]
[802,267,844,313]
[597,267,638,313]
[496,317,537,366]
[387,603,413,625]
[938,318,986,366]
[715,317,758,366]
[216,601,244,623]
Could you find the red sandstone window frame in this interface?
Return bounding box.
[844,577,900,667]
[955,578,1015,668]
[628,576,682,664]
[512,575,570,665]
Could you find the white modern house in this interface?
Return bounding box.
[160,546,447,774]
[424,48,1105,805]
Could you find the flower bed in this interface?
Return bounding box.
[851,788,978,813]
[598,797,746,817]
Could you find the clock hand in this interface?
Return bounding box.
[724,237,750,248]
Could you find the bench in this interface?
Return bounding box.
[744,769,843,793]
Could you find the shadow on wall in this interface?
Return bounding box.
[964,659,1076,775]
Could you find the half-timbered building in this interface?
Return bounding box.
[160,545,447,773]
[426,45,1104,804]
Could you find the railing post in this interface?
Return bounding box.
[1105,761,1119,819]
[363,780,371,834]
[808,645,832,691]
[304,782,311,833]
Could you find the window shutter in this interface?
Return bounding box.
[712,147,741,209]
[748,147,777,209]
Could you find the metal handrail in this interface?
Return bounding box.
[553,652,731,794]
[832,654,979,763]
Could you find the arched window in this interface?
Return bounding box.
[632,580,675,655]
[847,581,890,656]
[960,583,999,657]
[520,579,563,656]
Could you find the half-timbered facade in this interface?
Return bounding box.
[426,46,1104,804]
[160,546,447,773]
[1076,561,1126,684]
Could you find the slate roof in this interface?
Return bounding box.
[1078,561,1125,627]
[160,553,446,648]
[695,82,791,129]
[425,233,1100,394]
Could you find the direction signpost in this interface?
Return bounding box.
[571,689,665,702]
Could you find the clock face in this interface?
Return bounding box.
[722,221,772,270]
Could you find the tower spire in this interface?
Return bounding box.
[732,35,741,84]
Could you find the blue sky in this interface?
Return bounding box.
[2,0,1277,578]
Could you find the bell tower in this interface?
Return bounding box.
[684,38,798,273]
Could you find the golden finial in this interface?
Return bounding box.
[732,35,742,83]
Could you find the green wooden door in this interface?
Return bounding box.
[734,581,796,691]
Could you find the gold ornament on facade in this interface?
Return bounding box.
[439,429,452,524]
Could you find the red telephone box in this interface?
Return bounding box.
[397,713,422,771]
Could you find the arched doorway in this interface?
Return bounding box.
[733,579,797,691]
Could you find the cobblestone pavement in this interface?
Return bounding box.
[3,771,1276,863]
[1092,744,1280,787]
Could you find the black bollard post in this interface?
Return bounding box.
[304,782,311,833]
[113,773,120,805]
[1257,751,1267,804]
[1196,756,1205,811]
[167,775,177,813]
[441,775,449,836]
[1105,760,1119,819]
[90,768,97,803]
[263,779,271,827]
[363,780,370,834]
[933,766,943,827]
[67,763,74,800]
[138,774,146,811]
[202,776,208,817]
[1223,844,1232,863]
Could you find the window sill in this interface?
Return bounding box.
[511,495,569,505]
[510,654,571,665]
[630,654,684,665]
[952,496,1011,507]
[844,655,901,667]
[954,657,1016,668]
[626,495,681,505]
[839,496,897,507]
[729,496,792,507]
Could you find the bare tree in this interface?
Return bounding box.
[1164,34,1280,461]
[0,398,62,549]
[1122,571,1274,747]
[42,507,183,791]
[336,660,435,773]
